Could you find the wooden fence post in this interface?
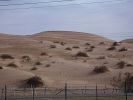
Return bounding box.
[4,85,7,100]
[96,84,98,100]
[65,83,67,100]
[32,85,35,100]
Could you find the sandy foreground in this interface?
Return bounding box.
[0,31,133,88]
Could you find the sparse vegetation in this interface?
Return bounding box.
[75,52,88,57]
[112,42,119,46]
[31,67,38,70]
[35,61,42,65]
[0,66,3,69]
[85,42,90,46]
[72,46,79,48]
[40,52,47,56]
[45,64,51,67]
[99,42,105,45]
[7,63,18,68]
[93,66,109,73]
[60,42,66,46]
[65,47,72,51]
[107,46,116,50]
[119,47,128,52]
[90,46,95,49]
[50,45,56,48]
[127,64,133,67]
[116,61,126,69]
[24,76,44,88]
[0,54,14,59]
[21,55,31,62]
[97,56,106,59]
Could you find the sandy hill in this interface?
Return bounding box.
[121,38,133,44]
[0,31,133,88]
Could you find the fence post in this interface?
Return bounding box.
[32,85,35,100]
[125,81,127,100]
[65,83,67,100]
[4,85,7,100]
[96,84,98,100]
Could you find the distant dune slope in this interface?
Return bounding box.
[121,38,133,44]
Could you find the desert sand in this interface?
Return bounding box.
[0,31,133,88]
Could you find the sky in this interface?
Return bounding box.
[0,0,133,41]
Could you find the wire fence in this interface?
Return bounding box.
[0,83,133,100]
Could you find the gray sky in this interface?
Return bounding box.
[0,0,133,41]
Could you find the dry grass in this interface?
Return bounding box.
[93,66,109,73]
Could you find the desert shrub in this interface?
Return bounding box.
[99,42,105,45]
[6,63,18,68]
[107,46,116,50]
[111,72,133,92]
[35,61,42,65]
[0,54,14,59]
[97,56,106,59]
[85,42,90,46]
[0,66,3,69]
[75,52,88,57]
[65,47,72,51]
[93,66,109,73]
[112,42,119,46]
[45,64,50,67]
[90,46,95,49]
[60,42,66,46]
[127,64,133,67]
[21,56,31,62]
[50,45,56,48]
[31,67,38,70]
[119,47,128,52]
[24,76,44,88]
[40,52,47,56]
[117,61,126,69]
[72,46,79,48]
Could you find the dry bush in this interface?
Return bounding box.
[0,66,3,69]
[107,46,116,50]
[60,42,66,46]
[50,45,56,48]
[97,56,106,59]
[72,46,79,48]
[116,61,126,69]
[45,64,51,67]
[99,42,105,45]
[40,52,47,56]
[75,52,88,57]
[85,48,93,52]
[90,46,95,49]
[119,47,128,52]
[85,42,91,46]
[21,55,31,62]
[112,42,119,46]
[111,72,133,92]
[0,54,14,59]
[65,47,72,51]
[6,63,18,68]
[35,61,42,65]
[93,66,109,73]
[31,67,38,70]
[24,76,44,88]
[127,64,133,67]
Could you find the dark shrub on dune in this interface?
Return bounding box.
[50,45,56,48]
[24,76,44,88]
[31,67,38,70]
[93,66,109,73]
[72,46,79,48]
[112,42,119,46]
[21,55,31,62]
[75,52,88,57]
[7,63,18,68]
[0,66,3,69]
[119,47,128,52]
[107,46,116,50]
[0,54,14,59]
[116,61,126,69]
[40,52,47,56]
[65,47,72,51]
[35,61,42,65]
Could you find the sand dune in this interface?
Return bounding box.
[0,31,133,88]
